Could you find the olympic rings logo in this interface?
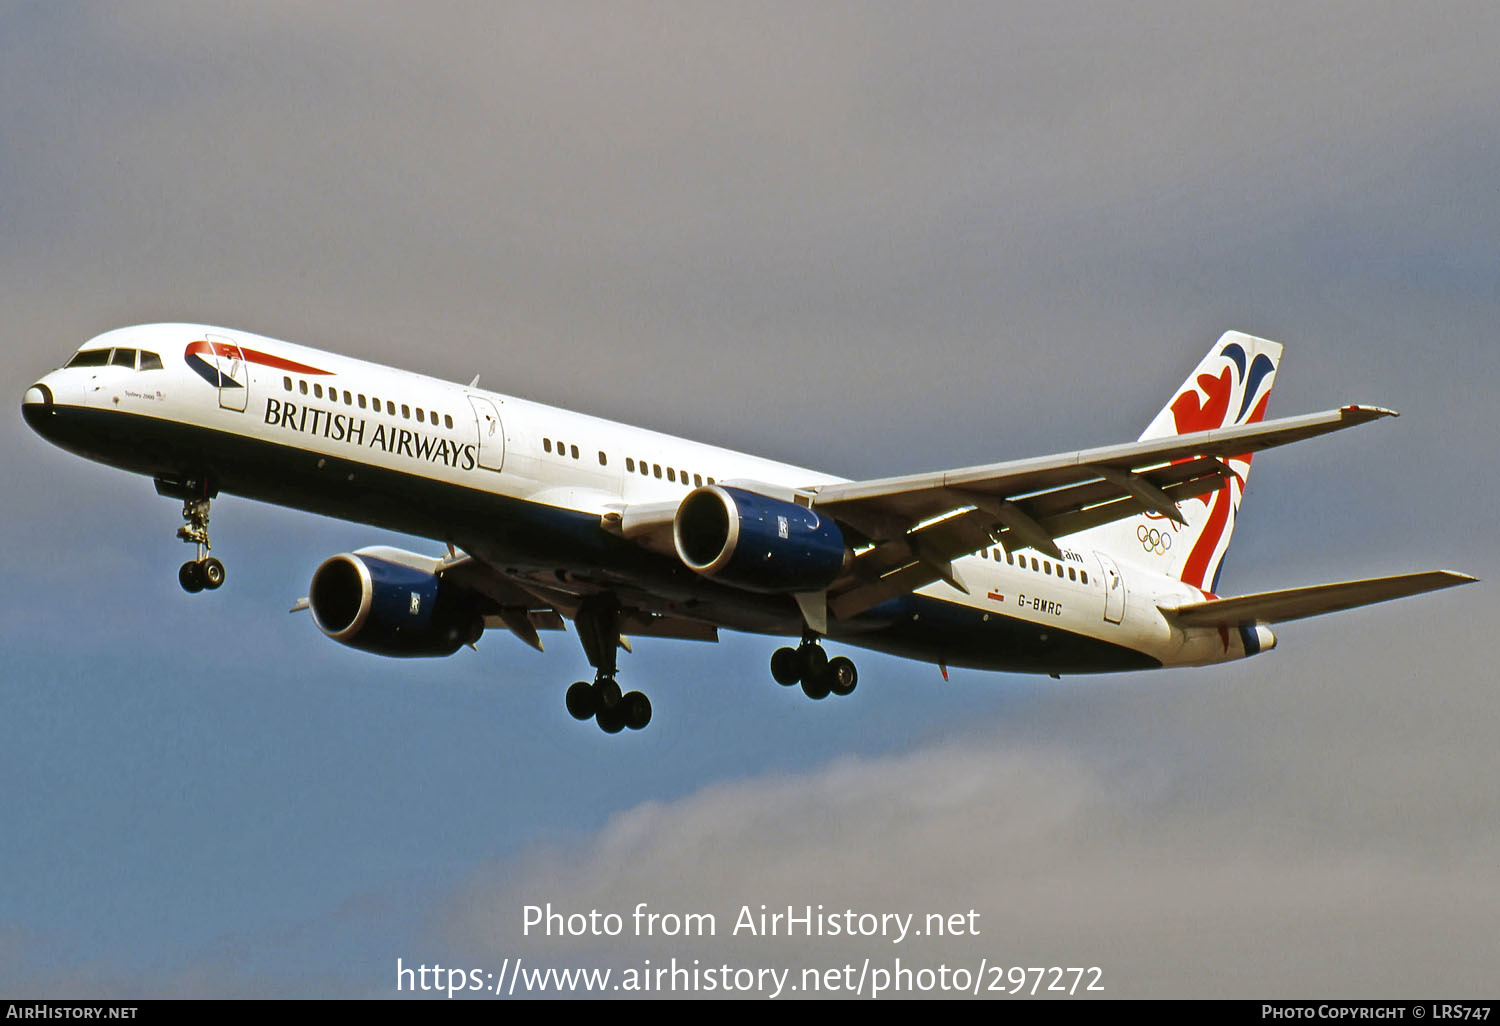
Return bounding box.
[1138,524,1172,555]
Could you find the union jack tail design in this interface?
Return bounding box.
[1078,331,1282,593]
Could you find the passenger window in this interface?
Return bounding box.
[706,477,715,485]
[653,464,662,479]
[345,390,353,405]
[1031,557,1039,571]
[598,451,607,466]
[1006,552,1014,565]
[300,380,309,395]
[139,351,163,371]
[401,404,410,419]
[444,414,453,429]
[694,474,702,487]
[358,394,367,409]
[1044,562,1052,575]
[314,383,324,398]
[112,348,136,368]
[1081,571,1089,585]
[667,468,676,482]
[626,457,635,472]
[284,376,293,392]
[570,445,579,459]
[417,408,425,423]
[65,349,111,368]
[543,439,552,454]
[640,460,649,476]
[1068,566,1076,581]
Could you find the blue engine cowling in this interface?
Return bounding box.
[307,552,483,657]
[673,485,847,593]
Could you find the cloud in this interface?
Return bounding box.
[444,675,1499,997]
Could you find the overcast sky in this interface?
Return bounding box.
[2,2,1496,998]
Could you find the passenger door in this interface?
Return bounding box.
[205,333,248,413]
[468,395,505,472]
[1095,551,1126,624]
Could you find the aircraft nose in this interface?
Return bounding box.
[21,382,54,431]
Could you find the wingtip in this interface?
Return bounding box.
[1341,403,1399,420]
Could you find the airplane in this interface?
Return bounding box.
[21,324,1475,733]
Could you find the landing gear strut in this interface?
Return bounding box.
[567,594,652,732]
[771,633,858,700]
[161,481,225,593]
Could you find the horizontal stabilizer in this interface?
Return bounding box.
[1163,571,1477,628]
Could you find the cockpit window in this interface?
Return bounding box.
[139,351,163,371]
[111,348,137,368]
[65,349,111,368]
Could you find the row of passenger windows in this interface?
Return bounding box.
[984,546,1089,584]
[627,456,713,487]
[540,436,715,486]
[65,347,164,371]
[542,437,583,461]
[283,377,454,429]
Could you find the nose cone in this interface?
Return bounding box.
[21,381,54,432]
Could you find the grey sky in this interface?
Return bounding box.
[2,2,1496,998]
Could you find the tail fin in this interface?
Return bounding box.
[1077,331,1282,593]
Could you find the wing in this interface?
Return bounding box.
[809,405,1396,619]
[1160,571,1478,628]
[439,549,718,650]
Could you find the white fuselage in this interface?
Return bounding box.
[23,323,1274,675]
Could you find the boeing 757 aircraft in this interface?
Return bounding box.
[22,325,1474,733]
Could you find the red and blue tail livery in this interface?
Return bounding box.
[22,323,1475,733]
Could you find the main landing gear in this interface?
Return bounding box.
[566,594,652,733]
[170,489,225,594]
[771,635,857,700]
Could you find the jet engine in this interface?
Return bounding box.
[307,551,483,657]
[673,485,847,593]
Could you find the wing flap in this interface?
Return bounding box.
[1162,571,1477,628]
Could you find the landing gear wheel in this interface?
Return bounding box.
[771,647,801,685]
[178,561,205,593]
[566,681,596,720]
[827,656,858,696]
[798,644,828,682]
[594,675,622,710]
[596,705,626,734]
[801,672,832,700]
[622,691,652,730]
[167,487,221,595]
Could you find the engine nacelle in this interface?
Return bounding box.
[308,552,482,657]
[673,485,846,593]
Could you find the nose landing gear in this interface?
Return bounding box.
[156,478,226,594]
[176,496,225,592]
